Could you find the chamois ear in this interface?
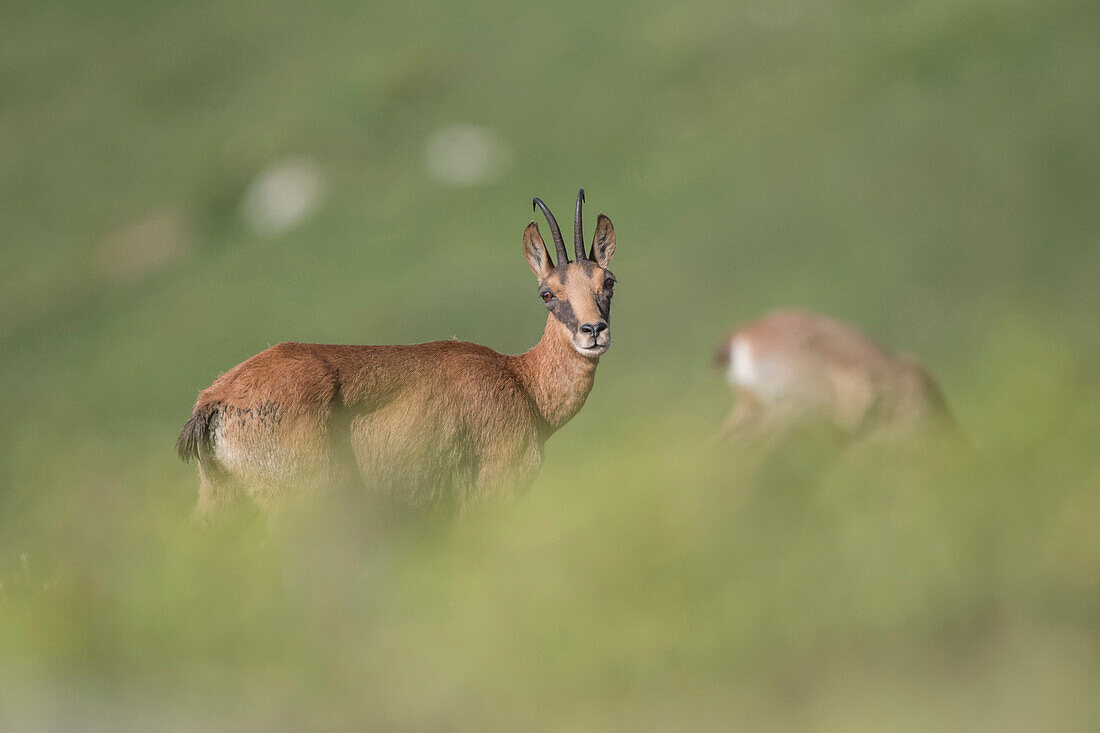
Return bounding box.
[591,214,615,268]
[523,221,554,279]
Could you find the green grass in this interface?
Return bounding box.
[2,0,1098,729]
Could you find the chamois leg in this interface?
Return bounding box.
[709,391,766,451]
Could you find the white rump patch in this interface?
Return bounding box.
[729,336,757,387]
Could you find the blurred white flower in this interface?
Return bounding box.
[423,124,510,186]
[240,157,325,237]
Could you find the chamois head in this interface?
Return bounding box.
[523,190,617,357]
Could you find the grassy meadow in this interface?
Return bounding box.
[2,0,1099,729]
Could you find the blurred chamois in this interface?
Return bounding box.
[714,310,957,446]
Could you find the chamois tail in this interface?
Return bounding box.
[176,402,220,465]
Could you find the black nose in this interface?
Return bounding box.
[579,321,608,338]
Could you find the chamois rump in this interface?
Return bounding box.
[178,191,616,516]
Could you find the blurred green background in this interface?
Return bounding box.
[2,0,1098,729]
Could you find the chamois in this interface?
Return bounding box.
[714,310,956,445]
[178,191,617,515]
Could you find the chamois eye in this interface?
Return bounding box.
[603,277,616,290]
[540,290,553,303]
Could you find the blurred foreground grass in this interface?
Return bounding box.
[1,0,1098,729]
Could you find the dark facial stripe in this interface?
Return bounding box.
[548,298,579,331]
[595,292,612,322]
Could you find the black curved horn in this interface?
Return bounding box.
[533,197,568,264]
[574,189,586,260]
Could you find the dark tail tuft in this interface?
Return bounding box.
[176,403,220,464]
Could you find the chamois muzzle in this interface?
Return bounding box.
[573,319,611,356]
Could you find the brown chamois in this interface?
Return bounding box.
[178,190,617,515]
[714,310,957,445]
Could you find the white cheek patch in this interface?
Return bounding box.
[729,336,757,387]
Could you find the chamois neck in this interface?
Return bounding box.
[512,314,599,434]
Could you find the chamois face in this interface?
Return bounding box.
[523,207,617,357]
[538,260,616,356]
